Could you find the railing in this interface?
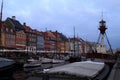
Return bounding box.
[0,49,74,54]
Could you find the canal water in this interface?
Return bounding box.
[0,62,68,80]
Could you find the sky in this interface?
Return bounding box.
[1,0,120,49]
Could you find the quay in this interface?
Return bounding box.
[107,60,120,80]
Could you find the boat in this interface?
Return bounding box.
[0,57,16,77]
[23,58,41,68]
[52,59,65,64]
[23,61,41,68]
[40,57,65,64]
[42,61,109,80]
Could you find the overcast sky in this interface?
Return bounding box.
[1,0,120,49]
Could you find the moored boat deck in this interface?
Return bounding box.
[40,61,109,80]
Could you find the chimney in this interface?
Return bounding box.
[12,16,16,20]
[23,22,26,26]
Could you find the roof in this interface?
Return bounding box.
[47,31,56,38]
[59,33,68,41]
[42,31,56,38]
[69,37,84,42]
[23,25,34,33]
[23,25,31,30]
[7,18,25,31]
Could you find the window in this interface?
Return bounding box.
[6,28,8,32]
[11,29,13,32]
[1,28,2,32]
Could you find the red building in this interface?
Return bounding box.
[42,31,56,52]
[58,33,69,53]
[4,16,26,50]
[23,23,37,54]
[16,31,26,49]
[52,31,61,52]
[43,31,69,53]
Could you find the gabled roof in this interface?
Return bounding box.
[23,24,37,34]
[69,37,84,42]
[23,25,32,31]
[42,31,56,38]
[34,29,42,35]
[47,31,56,38]
[51,31,60,38]
[6,17,25,31]
[59,33,68,41]
[49,31,68,42]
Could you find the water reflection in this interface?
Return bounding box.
[13,71,28,80]
[12,62,68,80]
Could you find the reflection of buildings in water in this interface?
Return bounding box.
[13,71,28,80]
[12,62,68,80]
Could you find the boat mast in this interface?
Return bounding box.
[73,27,75,56]
[0,0,3,21]
[0,0,3,48]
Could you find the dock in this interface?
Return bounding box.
[107,61,120,80]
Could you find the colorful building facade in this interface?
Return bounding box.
[0,16,88,55]
[4,16,26,50]
[36,30,44,52]
[1,21,16,49]
[16,31,26,49]
[42,31,56,52]
[23,23,37,53]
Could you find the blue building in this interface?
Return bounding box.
[36,31,44,52]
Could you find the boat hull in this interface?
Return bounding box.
[24,63,41,68]
[0,58,16,77]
